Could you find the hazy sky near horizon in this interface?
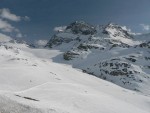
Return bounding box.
[0,0,150,42]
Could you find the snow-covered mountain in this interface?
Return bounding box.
[0,23,150,113]
[0,36,149,113]
[46,21,150,94]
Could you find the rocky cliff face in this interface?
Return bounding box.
[46,21,150,93]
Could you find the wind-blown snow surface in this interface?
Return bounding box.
[0,41,150,113]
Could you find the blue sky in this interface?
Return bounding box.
[0,0,150,42]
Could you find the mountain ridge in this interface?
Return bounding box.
[46,21,150,94]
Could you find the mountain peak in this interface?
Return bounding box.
[66,21,96,35]
[103,22,133,39]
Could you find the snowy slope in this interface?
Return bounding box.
[0,40,150,113]
[46,21,150,94]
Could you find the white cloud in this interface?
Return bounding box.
[0,33,12,42]
[0,8,30,22]
[23,16,30,21]
[0,8,30,40]
[0,8,21,22]
[140,24,150,31]
[0,19,15,32]
[54,26,67,32]
[16,33,23,38]
[34,40,48,47]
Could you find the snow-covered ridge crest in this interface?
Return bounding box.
[47,21,140,49]
[103,23,132,39]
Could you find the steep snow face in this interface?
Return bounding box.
[47,21,150,94]
[0,41,150,113]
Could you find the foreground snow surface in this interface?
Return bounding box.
[0,43,150,113]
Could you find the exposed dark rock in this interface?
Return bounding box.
[77,43,99,50]
[139,41,150,48]
[125,58,136,62]
[63,51,79,60]
[46,35,73,48]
